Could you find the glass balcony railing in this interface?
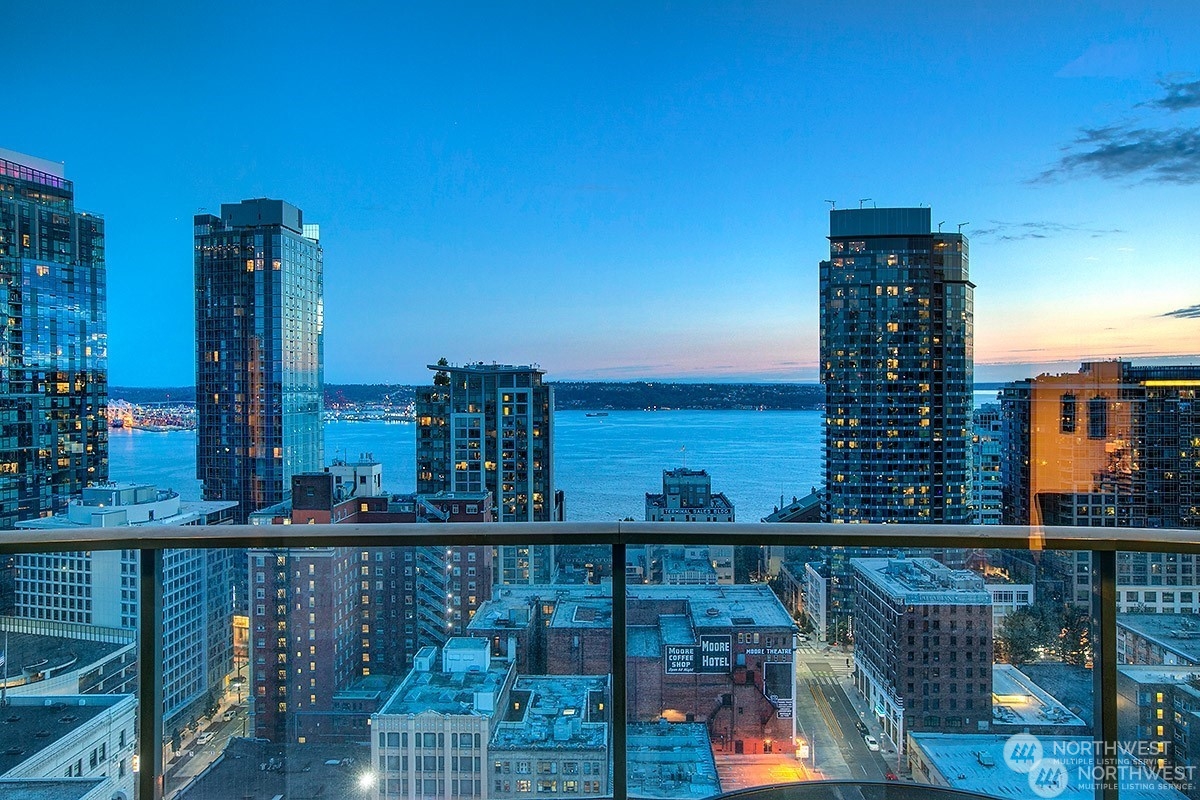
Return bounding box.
[0,522,1196,800]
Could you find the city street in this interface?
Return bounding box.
[793,641,894,782]
[164,704,248,799]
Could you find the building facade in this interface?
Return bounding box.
[248,469,494,743]
[645,468,735,584]
[0,148,107,529]
[195,198,324,524]
[1001,361,1200,609]
[852,556,994,751]
[15,483,235,734]
[819,207,973,523]
[971,403,1003,524]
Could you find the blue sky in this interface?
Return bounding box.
[10,1,1200,385]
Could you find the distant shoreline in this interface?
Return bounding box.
[109,382,1005,413]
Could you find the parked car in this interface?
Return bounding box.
[223,710,236,722]
[196,732,215,745]
[864,735,879,751]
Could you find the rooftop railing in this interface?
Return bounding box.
[2,521,1196,800]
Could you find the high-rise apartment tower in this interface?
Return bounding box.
[819,208,974,523]
[417,362,559,584]
[0,148,107,527]
[194,199,324,523]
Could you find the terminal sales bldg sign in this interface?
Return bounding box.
[664,635,732,674]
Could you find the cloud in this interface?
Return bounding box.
[1036,125,1200,184]
[1161,304,1200,320]
[1142,78,1200,112]
[970,220,1123,241]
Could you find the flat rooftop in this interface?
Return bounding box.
[0,696,129,775]
[0,779,105,800]
[627,722,721,799]
[627,584,795,629]
[381,659,510,716]
[1117,664,1200,685]
[1118,613,1200,663]
[17,498,236,529]
[0,628,130,687]
[177,738,368,800]
[909,733,1186,800]
[468,585,612,631]
[853,557,991,606]
[491,675,608,751]
[645,492,734,512]
[992,664,1085,728]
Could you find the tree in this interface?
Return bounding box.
[997,607,1043,666]
[433,357,450,387]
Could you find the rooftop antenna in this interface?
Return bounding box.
[937,221,945,232]
[957,222,970,233]
[825,200,836,210]
[859,198,872,209]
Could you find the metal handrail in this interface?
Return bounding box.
[1,520,1198,553]
[2,520,1182,800]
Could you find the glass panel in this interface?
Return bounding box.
[626,543,1098,799]
[1116,550,1200,799]
[166,542,613,799]
[0,547,138,799]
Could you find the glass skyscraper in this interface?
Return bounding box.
[194,199,324,523]
[819,207,973,523]
[0,148,107,528]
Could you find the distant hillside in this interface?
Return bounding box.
[551,382,823,410]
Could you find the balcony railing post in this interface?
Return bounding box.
[612,537,627,800]
[1093,548,1118,800]
[139,547,164,800]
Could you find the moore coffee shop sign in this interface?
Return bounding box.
[664,635,733,674]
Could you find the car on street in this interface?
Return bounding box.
[855,720,868,735]
[223,710,236,721]
[196,732,215,745]
[864,734,879,751]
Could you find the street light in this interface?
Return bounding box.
[357,771,376,792]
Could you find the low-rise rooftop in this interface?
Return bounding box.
[1118,613,1200,664]
[626,721,721,799]
[0,695,132,776]
[491,675,608,751]
[0,625,131,692]
[468,585,612,631]
[909,733,1186,800]
[175,738,369,800]
[0,779,106,800]
[991,664,1085,728]
[853,556,991,606]
[627,584,795,629]
[381,649,511,717]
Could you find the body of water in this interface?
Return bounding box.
[108,410,824,521]
[109,393,999,521]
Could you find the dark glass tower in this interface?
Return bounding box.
[0,148,107,528]
[819,208,973,523]
[195,199,323,524]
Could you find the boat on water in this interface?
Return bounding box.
[585,412,609,417]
